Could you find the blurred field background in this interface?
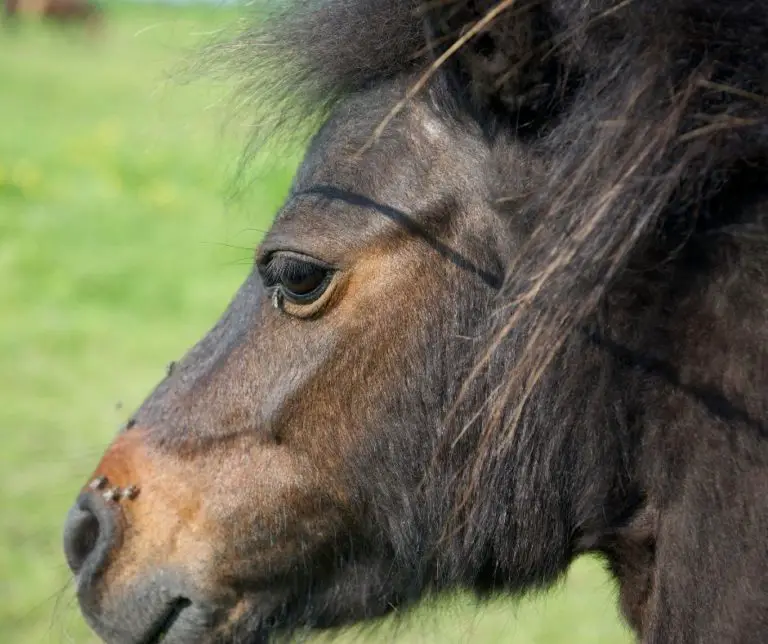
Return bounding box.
[0,4,634,643]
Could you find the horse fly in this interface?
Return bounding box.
[102,487,121,502]
[271,288,283,311]
[88,476,107,491]
[121,485,140,501]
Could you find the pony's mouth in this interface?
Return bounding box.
[140,597,192,644]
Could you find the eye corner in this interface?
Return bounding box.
[255,249,276,282]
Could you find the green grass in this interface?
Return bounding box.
[0,6,633,643]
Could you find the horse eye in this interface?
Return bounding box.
[259,253,333,304]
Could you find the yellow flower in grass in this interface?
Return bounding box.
[106,172,124,196]
[141,181,177,210]
[95,119,124,149]
[68,147,93,168]
[12,160,42,195]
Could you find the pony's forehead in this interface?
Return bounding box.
[293,92,493,206]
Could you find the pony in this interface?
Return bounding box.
[3,0,101,27]
[62,1,768,642]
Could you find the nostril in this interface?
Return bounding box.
[63,494,118,577]
[64,506,101,574]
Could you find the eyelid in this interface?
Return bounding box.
[257,248,335,271]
